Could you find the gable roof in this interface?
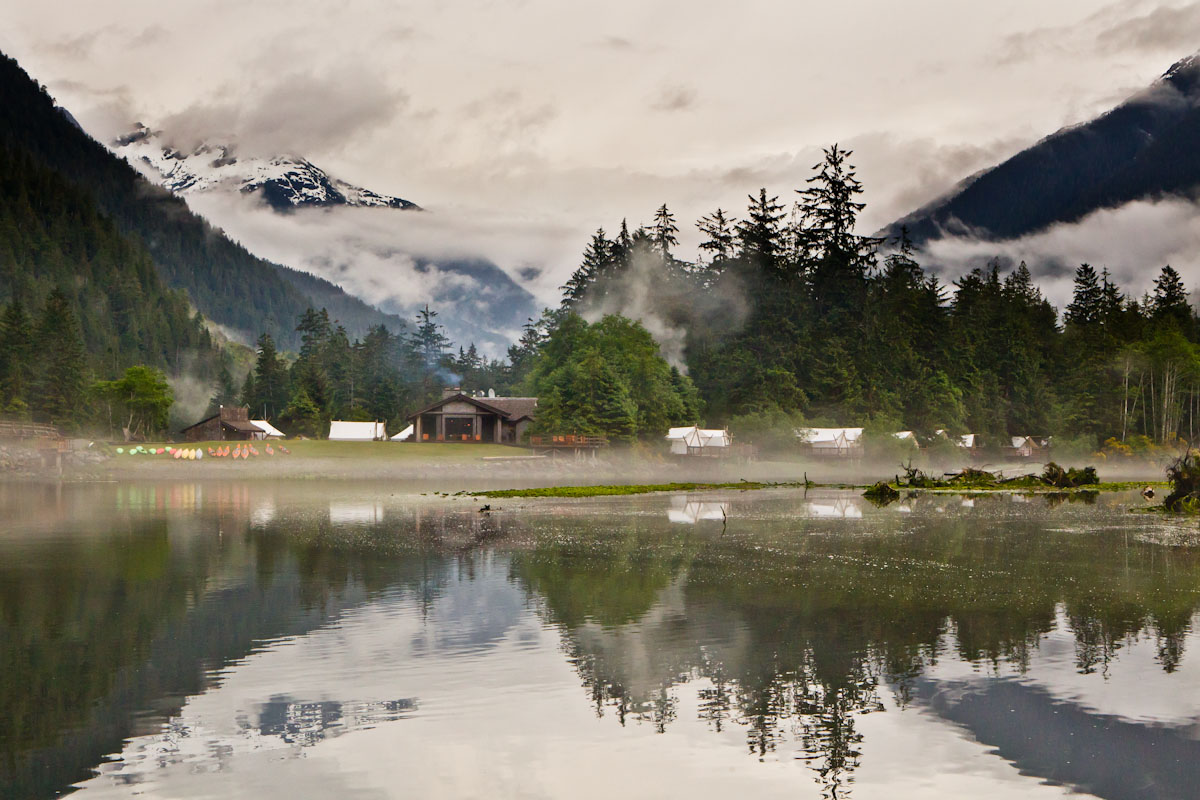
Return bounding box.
[796,427,864,444]
[180,413,219,432]
[181,414,261,434]
[482,397,538,421]
[223,418,264,433]
[407,393,538,421]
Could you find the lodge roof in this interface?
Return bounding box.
[407,393,538,421]
[180,414,262,433]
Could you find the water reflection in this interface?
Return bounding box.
[667,497,729,524]
[1,483,1199,799]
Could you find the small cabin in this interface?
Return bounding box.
[181,405,262,442]
[407,389,538,443]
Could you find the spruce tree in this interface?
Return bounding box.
[1065,263,1102,327]
[561,229,610,308]
[32,288,86,428]
[697,208,736,266]
[0,297,34,411]
[736,189,786,269]
[651,204,679,258]
[1151,265,1192,329]
[252,333,290,419]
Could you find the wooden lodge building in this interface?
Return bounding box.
[407,390,537,443]
[181,405,263,442]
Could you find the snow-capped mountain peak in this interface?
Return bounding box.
[113,125,420,212]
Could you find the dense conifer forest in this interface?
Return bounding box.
[552,145,1200,450]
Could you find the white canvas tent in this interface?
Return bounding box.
[796,427,865,457]
[251,420,285,440]
[390,424,415,442]
[668,497,730,524]
[665,426,731,456]
[328,421,387,441]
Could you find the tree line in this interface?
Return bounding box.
[237,305,516,437]
[552,145,1200,448]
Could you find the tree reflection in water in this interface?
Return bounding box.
[512,491,1200,798]
[5,485,1200,800]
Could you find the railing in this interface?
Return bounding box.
[0,421,62,441]
[529,434,610,448]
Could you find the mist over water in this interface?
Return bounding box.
[3,481,1199,799]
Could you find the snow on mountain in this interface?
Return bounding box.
[114,125,420,212]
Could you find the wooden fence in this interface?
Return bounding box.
[529,434,609,449]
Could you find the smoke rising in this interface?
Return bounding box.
[577,248,749,371]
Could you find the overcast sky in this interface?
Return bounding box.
[3,0,1200,301]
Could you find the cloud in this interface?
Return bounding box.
[181,190,575,352]
[596,35,636,50]
[916,196,1200,309]
[1096,2,1200,53]
[996,0,1200,66]
[159,68,407,158]
[650,85,696,112]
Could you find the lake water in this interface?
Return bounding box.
[3,482,1200,800]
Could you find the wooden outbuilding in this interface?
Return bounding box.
[181,405,262,442]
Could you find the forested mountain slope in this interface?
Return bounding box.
[885,53,1200,245]
[0,52,407,349]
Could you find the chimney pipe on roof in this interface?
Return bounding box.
[442,387,461,399]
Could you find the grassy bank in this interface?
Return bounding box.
[103,440,524,463]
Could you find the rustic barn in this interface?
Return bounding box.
[181,405,262,442]
[407,390,537,443]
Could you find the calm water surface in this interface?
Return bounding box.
[3,482,1200,799]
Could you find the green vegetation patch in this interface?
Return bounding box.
[472,481,805,499]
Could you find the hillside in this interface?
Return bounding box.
[0,140,221,381]
[0,52,408,349]
[885,53,1200,246]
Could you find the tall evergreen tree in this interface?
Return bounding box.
[561,229,610,309]
[0,297,33,412]
[697,208,737,266]
[736,189,786,269]
[1151,265,1192,329]
[252,333,290,419]
[1065,263,1103,327]
[651,204,680,257]
[412,305,450,370]
[32,289,86,428]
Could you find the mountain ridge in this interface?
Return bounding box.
[115,125,421,212]
[0,51,410,350]
[884,51,1200,246]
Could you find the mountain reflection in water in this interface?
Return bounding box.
[2,483,1200,799]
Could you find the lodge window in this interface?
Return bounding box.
[445,416,475,441]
